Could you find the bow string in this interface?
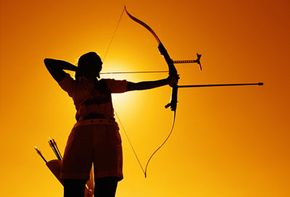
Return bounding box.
[125,6,179,177]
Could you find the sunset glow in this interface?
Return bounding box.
[1,0,289,196]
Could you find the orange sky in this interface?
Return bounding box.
[1,0,289,196]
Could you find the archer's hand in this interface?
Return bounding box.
[167,74,179,87]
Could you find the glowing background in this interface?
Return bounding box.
[0,0,289,196]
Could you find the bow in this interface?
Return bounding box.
[125,7,182,177]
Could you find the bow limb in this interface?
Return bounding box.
[125,6,161,43]
[125,6,179,111]
[125,7,179,177]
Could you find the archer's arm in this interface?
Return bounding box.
[126,76,177,91]
[44,58,78,82]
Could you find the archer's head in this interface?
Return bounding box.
[76,52,102,79]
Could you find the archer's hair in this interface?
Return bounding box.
[75,52,102,79]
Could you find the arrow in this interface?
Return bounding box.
[178,82,263,88]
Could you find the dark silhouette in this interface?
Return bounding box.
[44,52,177,197]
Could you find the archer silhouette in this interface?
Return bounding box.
[44,52,177,197]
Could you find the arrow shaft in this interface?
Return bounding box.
[49,139,62,160]
[34,146,47,163]
[178,82,263,88]
[101,71,167,75]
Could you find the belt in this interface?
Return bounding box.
[78,114,107,121]
[74,118,117,128]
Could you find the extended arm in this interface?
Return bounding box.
[126,76,177,91]
[44,58,78,82]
